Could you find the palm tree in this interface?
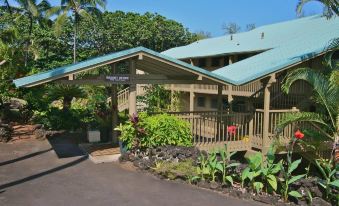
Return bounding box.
[297,0,339,17]
[278,40,338,164]
[0,0,12,14]
[47,84,86,111]
[48,0,106,63]
[7,0,51,66]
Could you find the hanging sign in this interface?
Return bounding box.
[105,75,130,82]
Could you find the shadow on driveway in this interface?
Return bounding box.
[0,155,88,191]
[0,148,53,166]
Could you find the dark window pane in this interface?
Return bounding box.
[197,97,206,107]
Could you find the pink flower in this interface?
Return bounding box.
[227,125,237,135]
[294,129,304,139]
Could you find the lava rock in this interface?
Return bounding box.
[0,123,12,142]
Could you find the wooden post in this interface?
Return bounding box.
[228,84,233,112]
[262,75,276,154]
[189,85,194,112]
[217,85,223,141]
[129,60,137,116]
[111,64,118,144]
[189,59,195,112]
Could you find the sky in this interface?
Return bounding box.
[105,0,324,36]
[8,0,324,37]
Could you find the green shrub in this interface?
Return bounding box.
[32,107,92,131]
[116,113,192,150]
[140,114,192,148]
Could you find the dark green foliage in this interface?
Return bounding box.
[116,113,192,150]
[32,107,92,131]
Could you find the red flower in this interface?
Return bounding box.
[227,125,237,135]
[294,129,304,139]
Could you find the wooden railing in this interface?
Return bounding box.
[160,111,253,152]
[170,81,262,97]
[116,85,145,111]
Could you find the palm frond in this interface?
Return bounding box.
[54,12,68,36]
[282,68,337,128]
[277,112,332,132]
[296,0,313,15]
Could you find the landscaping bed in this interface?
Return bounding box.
[119,145,335,206]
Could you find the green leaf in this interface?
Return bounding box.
[288,174,306,184]
[242,167,250,181]
[225,176,233,185]
[253,182,264,193]
[267,174,277,191]
[215,162,223,172]
[288,191,302,198]
[226,162,240,168]
[329,180,339,188]
[288,159,302,174]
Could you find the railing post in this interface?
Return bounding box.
[262,75,276,154]
[111,64,118,144]
[217,85,223,142]
[249,117,254,147]
[129,59,137,116]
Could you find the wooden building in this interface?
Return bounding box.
[13,15,338,154]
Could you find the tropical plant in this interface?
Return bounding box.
[279,42,338,165]
[241,153,263,193]
[140,114,192,148]
[116,113,192,150]
[196,152,209,181]
[314,158,339,200]
[9,0,51,66]
[241,146,282,194]
[137,85,172,113]
[48,0,106,63]
[46,84,86,111]
[296,0,339,18]
[206,150,222,182]
[218,146,240,185]
[279,138,306,202]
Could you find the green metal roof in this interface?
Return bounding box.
[14,15,339,87]
[163,15,339,85]
[13,47,232,87]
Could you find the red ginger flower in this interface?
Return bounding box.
[294,129,304,139]
[227,125,237,135]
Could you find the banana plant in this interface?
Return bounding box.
[261,146,282,193]
[196,153,210,181]
[279,158,305,202]
[207,150,223,182]
[219,146,240,185]
[315,158,339,200]
[241,153,264,193]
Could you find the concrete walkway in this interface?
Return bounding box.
[0,138,262,206]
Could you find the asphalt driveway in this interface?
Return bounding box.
[0,137,262,206]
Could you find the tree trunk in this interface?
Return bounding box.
[63,97,72,112]
[73,12,78,63]
[24,16,33,67]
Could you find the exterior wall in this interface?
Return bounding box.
[172,54,326,113]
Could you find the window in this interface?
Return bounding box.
[224,56,229,66]
[211,57,220,67]
[211,98,218,109]
[197,97,206,107]
[211,98,227,109]
[198,58,207,67]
